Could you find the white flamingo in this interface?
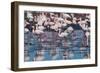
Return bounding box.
[58,28,66,37]
[85,31,90,46]
[34,24,44,34]
[24,28,29,32]
[67,26,74,33]
[62,13,71,18]
[27,12,33,19]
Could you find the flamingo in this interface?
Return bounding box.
[34,24,44,34]
[85,31,90,46]
[58,29,69,38]
[24,28,29,32]
[67,26,74,33]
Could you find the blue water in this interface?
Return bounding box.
[24,30,90,61]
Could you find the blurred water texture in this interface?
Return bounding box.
[24,30,90,61]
